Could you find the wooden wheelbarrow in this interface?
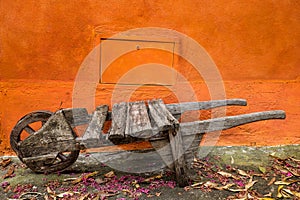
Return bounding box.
[10,99,285,186]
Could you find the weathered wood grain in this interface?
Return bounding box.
[62,108,90,127]
[104,99,247,121]
[168,129,189,187]
[148,99,179,132]
[166,99,247,116]
[82,105,108,148]
[179,110,286,136]
[125,101,152,138]
[108,102,127,140]
[19,111,77,158]
[150,139,175,170]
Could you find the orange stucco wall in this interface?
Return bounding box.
[0,0,299,155]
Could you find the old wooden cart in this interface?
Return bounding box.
[10,99,285,186]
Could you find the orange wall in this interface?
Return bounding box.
[0,0,299,155]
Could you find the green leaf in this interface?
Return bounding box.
[259,166,266,174]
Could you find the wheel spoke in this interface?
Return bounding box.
[24,125,36,134]
[57,153,68,161]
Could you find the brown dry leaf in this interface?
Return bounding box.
[263,192,273,197]
[63,178,77,182]
[72,171,99,184]
[3,165,15,179]
[0,158,11,168]
[191,182,204,187]
[215,183,235,190]
[237,169,250,177]
[122,189,132,195]
[226,188,245,192]
[217,171,239,180]
[104,171,115,178]
[284,166,300,176]
[143,173,162,183]
[274,179,300,185]
[46,186,55,196]
[155,192,161,197]
[245,179,257,190]
[293,191,300,198]
[288,156,300,163]
[204,181,219,188]
[267,177,276,186]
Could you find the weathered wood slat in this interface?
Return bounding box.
[82,105,108,148]
[179,110,286,136]
[148,99,179,132]
[125,101,152,138]
[105,99,248,121]
[82,105,108,138]
[62,108,90,127]
[109,102,127,140]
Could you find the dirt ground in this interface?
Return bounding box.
[0,148,299,200]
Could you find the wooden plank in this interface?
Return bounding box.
[169,129,189,187]
[104,99,248,121]
[148,99,179,132]
[125,101,152,138]
[108,102,127,141]
[81,105,108,148]
[62,108,90,127]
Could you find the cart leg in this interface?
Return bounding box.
[169,129,189,187]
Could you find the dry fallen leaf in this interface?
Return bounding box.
[263,192,273,197]
[267,177,276,186]
[215,183,235,190]
[274,179,300,185]
[3,165,15,179]
[191,182,204,187]
[284,166,300,177]
[217,171,239,180]
[72,171,99,184]
[104,171,115,178]
[46,186,55,196]
[245,179,257,190]
[204,181,219,188]
[142,173,163,183]
[277,185,292,198]
[0,158,11,168]
[237,169,250,177]
[155,192,161,197]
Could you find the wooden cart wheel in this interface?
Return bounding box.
[10,111,80,173]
